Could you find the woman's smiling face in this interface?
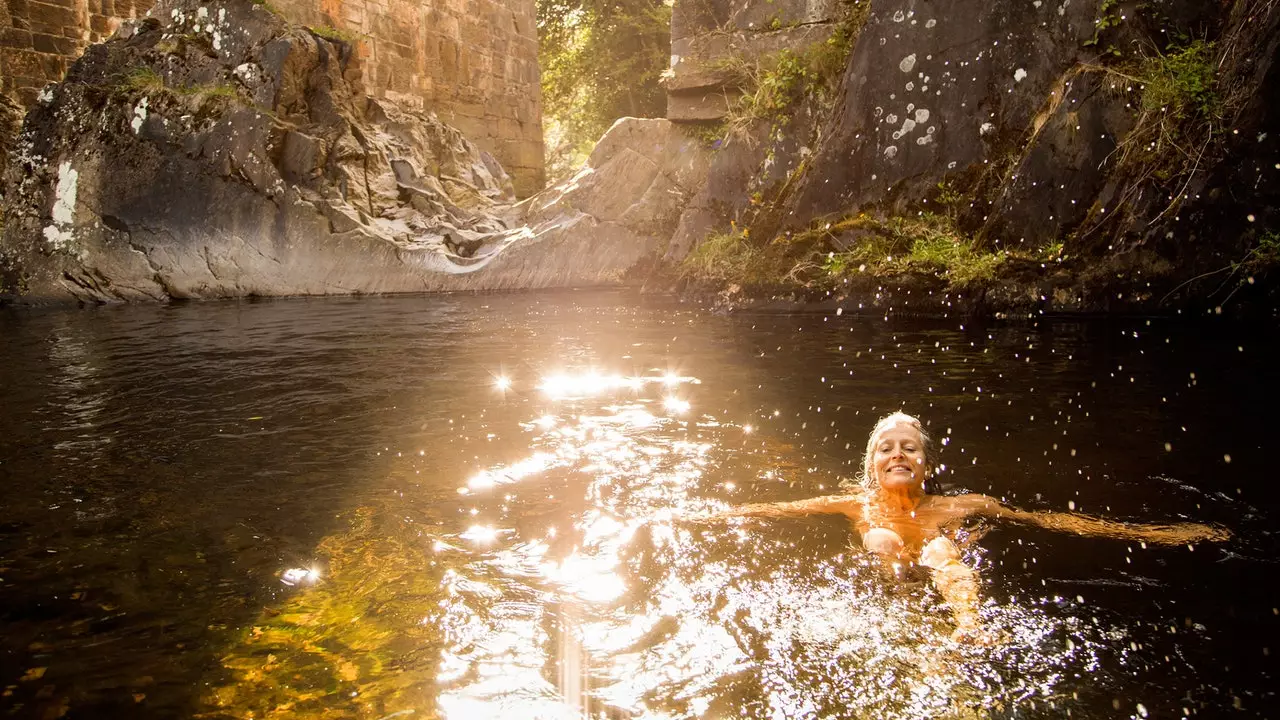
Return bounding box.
[872,422,928,491]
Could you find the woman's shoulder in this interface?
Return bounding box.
[922,493,1003,515]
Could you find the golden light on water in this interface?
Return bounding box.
[460,525,502,544]
[537,371,699,400]
[662,396,690,413]
[279,566,321,586]
[206,366,1110,720]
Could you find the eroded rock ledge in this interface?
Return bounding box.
[0,0,709,304]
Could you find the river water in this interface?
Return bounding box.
[0,290,1275,720]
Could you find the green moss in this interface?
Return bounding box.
[679,120,728,149]
[682,211,1015,290]
[1244,230,1280,271]
[177,82,239,102]
[308,24,362,44]
[1138,40,1219,121]
[680,227,797,285]
[805,213,1006,288]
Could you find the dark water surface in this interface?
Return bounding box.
[0,290,1276,719]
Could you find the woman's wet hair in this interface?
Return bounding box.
[842,411,937,492]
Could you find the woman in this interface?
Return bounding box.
[701,412,1230,640]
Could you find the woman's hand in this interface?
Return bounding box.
[919,536,961,569]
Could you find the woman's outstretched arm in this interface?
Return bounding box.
[697,494,863,521]
[951,494,1231,544]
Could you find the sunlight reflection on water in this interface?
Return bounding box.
[5,296,1260,720]
[426,370,1112,720]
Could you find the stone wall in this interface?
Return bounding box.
[266,0,544,195]
[0,0,545,195]
[1,0,152,106]
[666,0,839,121]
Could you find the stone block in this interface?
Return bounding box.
[25,0,79,34]
[38,52,69,79]
[460,19,488,47]
[32,31,77,54]
[727,0,838,33]
[2,48,44,77]
[0,28,35,50]
[14,84,41,106]
[7,0,31,29]
[89,14,116,34]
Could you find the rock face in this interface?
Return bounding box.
[0,0,705,304]
[0,0,544,195]
[788,0,1278,268]
[665,0,1280,311]
[527,117,711,263]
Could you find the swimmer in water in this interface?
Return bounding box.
[699,411,1230,641]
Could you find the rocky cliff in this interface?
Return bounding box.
[663,0,1280,314]
[3,0,1277,312]
[0,0,706,303]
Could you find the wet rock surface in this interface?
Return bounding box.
[667,0,1280,315]
[0,0,697,304]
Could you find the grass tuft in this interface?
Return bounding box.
[681,212,1022,290]
[819,213,1006,287]
[308,24,362,44]
[680,227,795,285]
[120,67,164,94]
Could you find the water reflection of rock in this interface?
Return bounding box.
[198,506,448,719]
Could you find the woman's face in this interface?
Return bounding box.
[871,422,927,491]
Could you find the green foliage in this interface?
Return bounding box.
[813,213,1006,287]
[718,49,811,144]
[680,227,796,285]
[115,66,243,113]
[719,0,868,145]
[679,121,728,149]
[682,211,1013,290]
[538,0,671,181]
[308,24,361,44]
[1244,230,1280,271]
[933,178,963,219]
[1083,0,1123,49]
[1080,38,1225,235]
[812,0,870,81]
[1138,40,1219,121]
[1040,239,1065,261]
